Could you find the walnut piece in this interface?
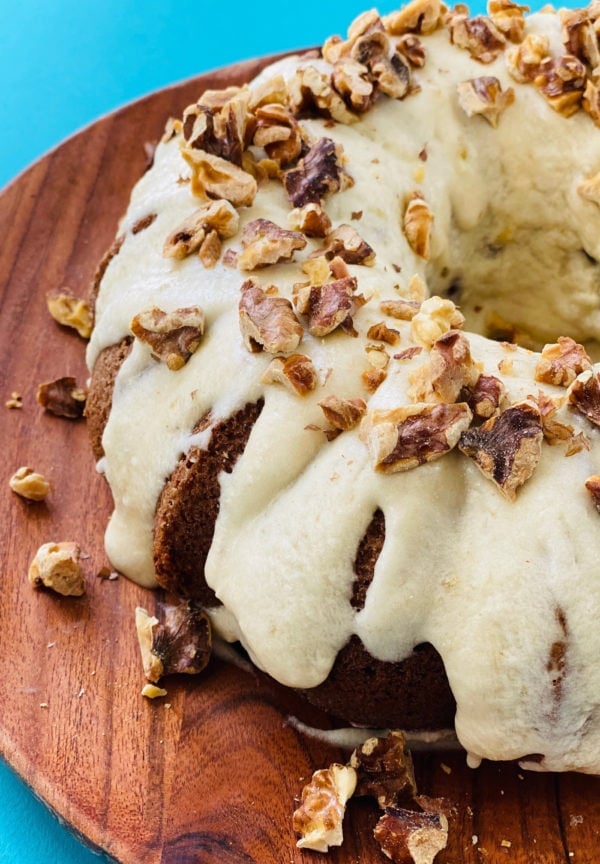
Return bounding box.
[350,731,417,809]
[367,321,401,345]
[28,542,85,597]
[583,80,600,126]
[374,804,449,864]
[464,373,507,419]
[561,8,600,73]
[297,276,364,337]
[9,466,51,502]
[360,402,472,472]
[533,390,589,454]
[288,202,332,238]
[36,377,87,419]
[283,138,348,207]
[534,55,586,116]
[535,337,592,386]
[380,298,422,321]
[130,306,205,370]
[293,764,357,852]
[319,394,367,431]
[456,76,515,126]
[252,102,304,166]
[397,34,427,67]
[288,65,358,124]
[409,330,480,403]
[458,401,543,500]
[239,279,303,353]
[238,218,307,270]
[46,289,93,339]
[332,58,375,113]
[411,297,465,348]
[488,0,528,43]
[180,145,257,206]
[447,13,507,63]
[585,474,600,512]
[135,602,211,684]
[314,224,376,265]
[506,33,550,83]
[403,192,433,259]
[261,354,318,396]
[384,0,443,35]
[163,199,239,263]
[568,370,600,426]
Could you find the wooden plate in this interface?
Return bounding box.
[1,55,599,864]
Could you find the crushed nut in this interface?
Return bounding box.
[36,377,87,419]
[46,289,94,339]
[506,33,550,83]
[411,297,465,348]
[447,12,507,63]
[253,102,304,166]
[464,373,507,419]
[458,401,543,500]
[135,602,211,684]
[9,467,51,501]
[380,298,421,321]
[318,394,367,431]
[350,731,417,808]
[409,330,480,403]
[141,683,168,699]
[362,367,388,392]
[314,224,376,265]
[163,200,239,262]
[261,354,318,396]
[568,370,600,426]
[397,34,427,67]
[130,306,205,370]
[288,65,358,124]
[403,192,434,259]
[239,279,303,353]
[374,803,449,864]
[533,390,589,454]
[488,0,528,43]
[288,202,332,238]
[577,172,600,207]
[457,76,515,126]
[182,87,250,164]
[180,145,257,206]
[585,474,600,511]
[368,321,401,345]
[28,542,85,596]
[360,402,472,472]
[293,764,357,852]
[534,55,586,116]
[283,138,348,207]
[583,80,600,126]
[297,276,364,337]
[535,337,592,386]
[561,8,600,73]
[238,218,307,270]
[384,0,443,35]
[5,391,23,409]
[332,58,375,113]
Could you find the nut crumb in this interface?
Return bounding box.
[28,542,85,596]
[9,466,51,501]
[36,377,87,419]
[46,289,94,339]
[141,683,168,699]
[5,391,23,409]
[293,764,357,852]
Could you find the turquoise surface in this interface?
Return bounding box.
[1,0,551,860]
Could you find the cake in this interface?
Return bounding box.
[86,0,600,774]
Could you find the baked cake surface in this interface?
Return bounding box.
[87,0,600,773]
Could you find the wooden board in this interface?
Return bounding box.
[0,55,599,864]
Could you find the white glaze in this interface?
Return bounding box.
[87,8,600,772]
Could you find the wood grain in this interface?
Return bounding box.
[0,55,598,864]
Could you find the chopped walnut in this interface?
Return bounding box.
[577,172,600,207]
[374,803,449,864]
[283,138,348,207]
[384,0,443,35]
[362,367,388,392]
[318,394,367,431]
[409,330,480,403]
[397,34,427,67]
[141,683,168,699]
[403,192,433,259]
[130,306,205,370]
[464,373,507,419]
[288,65,358,124]
[583,80,600,126]
[360,402,472,472]
[456,76,515,127]
[560,8,600,74]
[28,542,85,597]
[252,102,304,166]
[182,87,250,165]
[297,276,364,337]
[293,764,357,853]
[350,731,417,809]
[411,297,465,348]
[380,298,421,321]
[488,0,528,43]
[36,377,87,419]
[568,370,600,426]
[180,145,257,206]
[163,200,239,262]
[239,279,303,353]
[585,474,600,512]
[533,390,590,454]
[314,224,376,265]
[237,218,307,270]
[350,30,412,100]
[447,13,507,63]
[458,401,543,500]
[534,55,586,116]
[367,321,401,345]
[506,33,550,83]
[131,213,157,235]
[9,466,51,502]
[135,602,211,684]
[261,354,318,396]
[535,337,592,387]
[288,202,332,238]
[46,289,93,339]
[332,58,375,112]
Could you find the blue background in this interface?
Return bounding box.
[0,0,550,860]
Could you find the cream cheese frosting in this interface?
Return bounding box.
[87,2,600,772]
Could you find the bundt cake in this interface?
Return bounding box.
[86,0,600,773]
